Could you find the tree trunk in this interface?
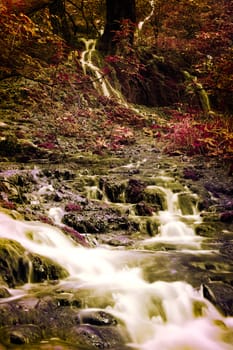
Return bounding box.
[49,0,73,44]
[1,0,56,14]
[98,0,136,54]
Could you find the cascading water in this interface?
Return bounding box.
[80,38,125,102]
[0,167,233,349]
[138,0,155,31]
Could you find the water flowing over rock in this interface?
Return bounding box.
[0,138,233,349]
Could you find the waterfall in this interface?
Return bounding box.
[138,0,155,32]
[80,38,126,102]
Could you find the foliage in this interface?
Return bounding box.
[150,108,233,158]
[0,4,67,79]
[0,0,232,161]
[141,0,233,112]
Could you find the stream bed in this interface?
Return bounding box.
[0,139,233,349]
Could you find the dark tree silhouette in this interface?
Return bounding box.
[98,0,136,54]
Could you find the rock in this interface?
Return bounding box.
[0,303,20,326]
[0,324,42,345]
[142,187,167,210]
[0,239,68,287]
[183,168,201,181]
[203,282,233,316]
[29,254,69,283]
[102,178,126,203]
[0,135,21,157]
[219,242,233,258]
[177,193,196,215]
[66,324,129,349]
[125,179,146,203]
[135,202,154,216]
[78,310,118,326]
[62,207,131,235]
[63,213,107,233]
[195,223,216,237]
[0,239,29,287]
[220,211,233,223]
[0,286,11,298]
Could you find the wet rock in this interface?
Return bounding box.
[220,211,233,223]
[0,303,20,326]
[204,183,233,197]
[101,235,133,247]
[63,207,131,235]
[0,135,21,157]
[63,213,107,233]
[102,179,126,203]
[66,324,129,349]
[0,239,29,287]
[62,225,89,247]
[135,202,154,216]
[0,324,42,346]
[78,310,118,326]
[29,254,68,283]
[0,238,68,287]
[203,282,233,316]
[183,168,201,181]
[65,203,82,212]
[143,187,167,210]
[195,223,216,237]
[177,193,197,215]
[125,179,146,203]
[0,286,11,298]
[219,242,233,258]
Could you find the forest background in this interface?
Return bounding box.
[0,0,232,161]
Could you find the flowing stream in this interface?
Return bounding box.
[0,168,233,349]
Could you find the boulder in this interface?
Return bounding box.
[0,324,42,346]
[0,239,29,287]
[203,282,233,316]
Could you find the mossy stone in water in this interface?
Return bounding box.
[195,223,216,237]
[143,187,167,210]
[29,253,69,283]
[0,239,29,287]
[0,238,68,287]
[177,193,196,215]
[0,324,42,346]
[103,179,126,203]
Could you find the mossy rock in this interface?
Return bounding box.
[0,239,68,287]
[125,179,146,204]
[203,282,233,316]
[177,193,197,215]
[142,187,167,210]
[102,179,126,203]
[0,239,29,287]
[0,324,42,346]
[29,253,69,283]
[195,223,216,237]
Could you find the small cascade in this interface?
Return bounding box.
[80,38,111,97]
[83,172,202,248]
[138,0,155,32]
[80,38,126,102]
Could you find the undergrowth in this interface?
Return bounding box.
[147,107,233,159]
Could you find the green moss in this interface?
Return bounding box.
[0,239,29,287]
[143,187,167,210]
[177,193,196,215]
